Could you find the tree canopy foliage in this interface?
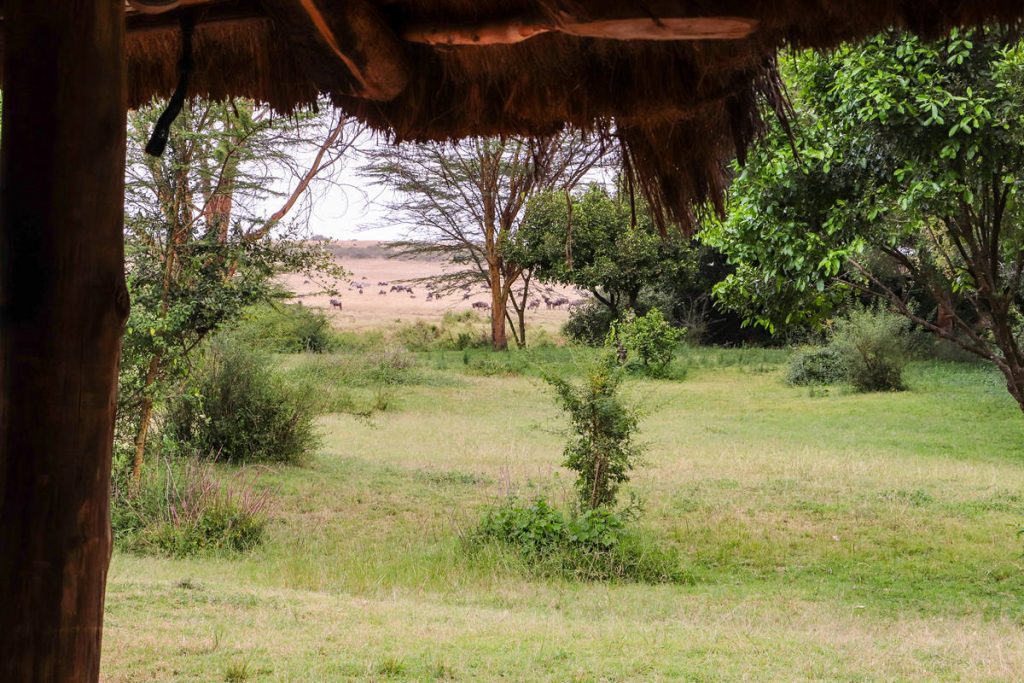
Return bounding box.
[708,30,1024,410]
[118,100,351,485]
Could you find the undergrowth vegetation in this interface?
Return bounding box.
[166,340,319,464]
[228,302,340,353]
[113,459,271,558]
[786,308,913,391]
[469,498,683,584]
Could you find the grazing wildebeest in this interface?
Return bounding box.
[379,289,386,295]
[527,300,540,310]
[329,298,343,310]
[553,297,570,309]
[462,292,471,300]
[471,301,489,311]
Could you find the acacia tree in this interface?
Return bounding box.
[709,31,1024,411]
[120,99,354,487]
[364,135,601,349]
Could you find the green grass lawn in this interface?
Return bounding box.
[103,349,1024,682]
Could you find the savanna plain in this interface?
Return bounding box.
[103,320,1024,682]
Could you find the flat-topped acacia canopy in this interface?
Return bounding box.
[0,2,1022,682]
[119,0,1022,226]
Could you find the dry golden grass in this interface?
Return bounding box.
[280,240,580,331]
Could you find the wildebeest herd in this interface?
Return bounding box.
[321,276,586,316]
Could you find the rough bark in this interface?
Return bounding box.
[0,1,128,680]
[131,352,163,492]
[489,261,509,351]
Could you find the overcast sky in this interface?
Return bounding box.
[304,144,403,241]
[299,134,616,242]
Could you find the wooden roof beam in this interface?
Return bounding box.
[262,0,410,101]
[125,0,266,35]
[403,14,759,46]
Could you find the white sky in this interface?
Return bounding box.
[297,135,616,242]
[305,152,403,241]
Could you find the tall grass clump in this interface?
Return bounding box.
[112,459,271,558]
[166,340,318,464]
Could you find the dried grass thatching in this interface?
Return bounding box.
[123,0,1024,228]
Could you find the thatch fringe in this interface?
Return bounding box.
[123,0,1024,230]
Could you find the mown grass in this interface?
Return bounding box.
[103,346,1024,681]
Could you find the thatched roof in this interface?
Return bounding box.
[122,1,1024,226]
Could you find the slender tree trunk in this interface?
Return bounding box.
[489,261,508,351]
[0,2,127,681]
[131,351,164,491]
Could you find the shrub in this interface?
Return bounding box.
[786,346,845,386]
[830,308,911,392]
[608,308,683,376]
[112,459,271,557]
[166,340,318,464]
[229,302,337,353]
[471,498,682,583]
[563,300,615,345]
[546,354,643,510]
[393,321,444,351]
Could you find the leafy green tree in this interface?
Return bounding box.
[119,99,351,488]
[709,31,1024,412]
[514,185,666,315]
[513,184,750,344]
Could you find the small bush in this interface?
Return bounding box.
[608,308,683,376]
[392,317,489,352]
[112,460,271,558]
[470,498,682,583]
[230,302,337,353]
[786,346,845,386]
[830,308,911,392]
[166,341,318,464]
[546,354,643,510]
[393,321,444,351]
[563,300,615,345]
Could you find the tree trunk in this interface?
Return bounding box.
[131,351,164,492]
[489,262,508,351]
[988,315,1024,415]
[0,2,127,681]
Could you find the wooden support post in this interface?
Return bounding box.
[0,1,129,681]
